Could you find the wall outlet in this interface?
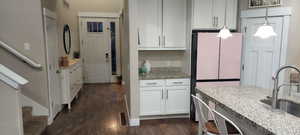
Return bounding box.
[24,43,31,50]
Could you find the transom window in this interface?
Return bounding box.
[87,22,103,32]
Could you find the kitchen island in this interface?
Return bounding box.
[196,86,300,135]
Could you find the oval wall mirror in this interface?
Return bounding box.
[63,24,71,55]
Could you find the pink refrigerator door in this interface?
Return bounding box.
[219,33,242,79]
[197,33,220,80]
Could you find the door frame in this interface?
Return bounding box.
[78,12,121,83]
[43,8,61,124]
[240,7,291,85]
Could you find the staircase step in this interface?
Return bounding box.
[22,106,33,123]
[23,116,48,135]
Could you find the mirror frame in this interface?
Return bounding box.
[63,24,71,55]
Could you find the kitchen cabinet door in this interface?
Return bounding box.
[140,87,164,116]
[192,0,237,30]
[197,33,220,80]
[212,0,226,29]
[137,0,162,48]
[165,86,190,114]
[226,0,238,30]
[219,33,242,79]
[192,0,214,29]
[163,0,187,48]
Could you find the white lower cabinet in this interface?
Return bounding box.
[61,61,83,110]
[140,87,164,116]
[140,79,190,116]
[165,86,190,114]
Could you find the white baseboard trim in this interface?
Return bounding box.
[20,94,49,117]
[140,114,189,120]
[123,95,130,121]
[129,118,140,126]
[123,95,140,126]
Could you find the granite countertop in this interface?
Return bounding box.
[196,86,300,135]
[139,67,189,80]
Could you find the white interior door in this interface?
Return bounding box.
[44,10,62,120]
[81,18,111,83]
[241,17,283,89]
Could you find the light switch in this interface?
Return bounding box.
[24,43,31,50]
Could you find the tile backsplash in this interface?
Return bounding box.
[139,51,185,68]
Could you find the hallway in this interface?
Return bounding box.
[45,84,197,135]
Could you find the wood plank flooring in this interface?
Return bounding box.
[44,84,198,135]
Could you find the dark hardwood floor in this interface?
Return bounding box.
[45,84,198,135]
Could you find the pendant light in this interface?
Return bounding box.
[254,8,277,39]
[217,0,232,39]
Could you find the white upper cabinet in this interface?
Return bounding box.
[192,0,214,29]
[137,0,162,48]
[213,0,226,29]
[163,0,187,48]
[192,0,238,30]
[137,0,187,50]
[226,0,238,30]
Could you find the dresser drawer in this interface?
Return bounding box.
[140,80,165,87]
[166,79,190,86]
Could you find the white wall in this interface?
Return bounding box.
[127,0,140,124]
[0,82,23,135]
[0,0,49,107]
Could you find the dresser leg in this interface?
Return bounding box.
[68,103,71,112]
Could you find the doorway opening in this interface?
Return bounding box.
[79,13,121,84]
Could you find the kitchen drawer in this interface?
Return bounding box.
[166,79,190,86]
[140,80,165,87]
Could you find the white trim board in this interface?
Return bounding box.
[129,118,140,127]
[78,12,121,18]
[124,95,141,126]
[0,64,28,89]
[124,95,130,124]
[20,94,49,117]
[43,8,57,19]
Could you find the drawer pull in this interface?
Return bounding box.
[173,82,183,84]
[166,90,168,99]
[146,82,157,85]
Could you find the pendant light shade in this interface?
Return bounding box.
[217,26,232,39]
[254,23,277,39]
[217,0,232,39]
[254,8,277,39]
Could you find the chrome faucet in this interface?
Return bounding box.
[272,65,300,109]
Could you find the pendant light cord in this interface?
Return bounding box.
[265,7,269,24]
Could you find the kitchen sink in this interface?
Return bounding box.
[260,98,300,118]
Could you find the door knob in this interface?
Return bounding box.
[56,70,61,74]
[105,53,110,58]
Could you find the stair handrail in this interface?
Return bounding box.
[0,40,42,69]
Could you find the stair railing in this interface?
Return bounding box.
[0,40,42,69]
